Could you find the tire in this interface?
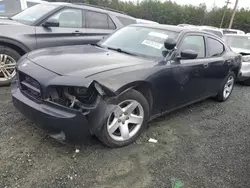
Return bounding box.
[243,77,250,86]
[0,45,21,86]
[97,89,150,148]
[216,72,236,102]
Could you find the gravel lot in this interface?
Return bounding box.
[0,85,250,188]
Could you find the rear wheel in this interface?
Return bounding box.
[0,45,21,86]
[216,72,235,102]
[97,89,149,148]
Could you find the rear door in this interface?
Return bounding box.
[35,7,87,49]
[85,10,117,44]
[203,37,232,95]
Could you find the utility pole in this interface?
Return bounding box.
[220,0,231,28]
[229,0,239,29]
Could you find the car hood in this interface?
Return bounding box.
[231,47,250,55]
[27,45,153,78]
[0,18,24,25]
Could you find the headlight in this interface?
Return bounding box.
[73,87,88,95]
[242,55,250,62]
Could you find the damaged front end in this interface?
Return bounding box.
[45,81,118,135]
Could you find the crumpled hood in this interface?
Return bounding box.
[231,47,250,55]
[27,45,152,78]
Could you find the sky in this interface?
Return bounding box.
[123,0,250,9]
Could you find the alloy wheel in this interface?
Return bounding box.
[223,75,234,99]
[0,54,17,82]
[107,100,144,142]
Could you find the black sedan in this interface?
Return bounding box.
[12,24,241,147]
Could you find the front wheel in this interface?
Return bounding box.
[97,89,150,148]
[0,45,21,86]
[216,72,235,102]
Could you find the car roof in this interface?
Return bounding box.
[48,2,134,19]
[132,24,220,36]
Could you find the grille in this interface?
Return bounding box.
[19,72,41,101]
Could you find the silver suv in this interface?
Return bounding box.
[0,2,136,85]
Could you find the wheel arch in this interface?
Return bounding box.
[0,37,30,56]
[115,81,154,115]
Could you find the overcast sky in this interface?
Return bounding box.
[123,0,250,9]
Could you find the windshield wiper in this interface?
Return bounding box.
[91,43,103,48]
[7,17,13,20]
[106,47,137,56]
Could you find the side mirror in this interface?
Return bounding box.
[42,19,59,27]
[164,38,176,50]
[180,49,198,59]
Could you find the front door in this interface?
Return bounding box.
[35,8,87,49]
[162,34,208,111]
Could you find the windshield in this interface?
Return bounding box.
[99,26,179,58]
[12,4,58,25]
[224,35,250,50]
[203,29,223,38]
[0,0,21,17]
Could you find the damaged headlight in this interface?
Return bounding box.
[48,86,98,111]
[242,55,250,62]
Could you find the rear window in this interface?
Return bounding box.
[117,16,136,26]
[87,11,116,30]
[0,0,21,17]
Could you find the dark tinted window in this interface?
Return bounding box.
[0,0,21,17]
[87,11,116,30]
[27,2,39,8]
[208,37,224,57]
[117,16,136,26]
[180,35,205,58]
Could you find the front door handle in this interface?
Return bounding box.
[72,30,82,36]
[203,63,209,68]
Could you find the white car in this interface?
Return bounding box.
[0,0,47,18]
[222,28,245,35]
[224,34,250,85]
[178,24,223,38]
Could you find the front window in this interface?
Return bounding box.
[224,35,250,50]
[0,0,21,17]
[12,4,58,25]
[99,26,179,58]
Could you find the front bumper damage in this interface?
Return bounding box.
[11,79,117,144]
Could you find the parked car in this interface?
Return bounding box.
[224,34,250,85]
[0,0,47,18]
[12,24,241,147]
[222,28,245,35]
[198,26,224,38]
[0,2,136,86]
[178,24,223,38]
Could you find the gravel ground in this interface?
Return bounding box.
[0,85,250,188]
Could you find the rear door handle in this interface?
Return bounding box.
[203,63,209,68]
[72,30,82,36]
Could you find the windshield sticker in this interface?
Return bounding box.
[142,40,163,49]
[142,32,168,49]
[148,32,168,39]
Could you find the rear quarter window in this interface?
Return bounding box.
[208,37,225,57]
